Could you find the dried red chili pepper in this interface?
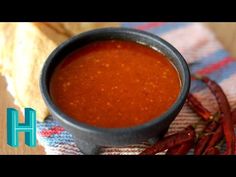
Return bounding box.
[166,140,194,155]
[140,125,195,155]
[232,108,236,155]
[204,147,220,155]
[194,75,235,155]
[232,109,236,124]
[187,93,213,121]
[167,109,236,155]
[194,120,219,155]
[166,126,195,155]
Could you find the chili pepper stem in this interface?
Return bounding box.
[193,120,207,141]
[195,112,220,138]
[215,138,226,149]
[192,74,203,80]
[192,119,205,130]
[213,112,220,122]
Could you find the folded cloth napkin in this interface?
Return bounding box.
[37,22,236,155]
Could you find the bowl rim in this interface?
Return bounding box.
[40,27,190,135]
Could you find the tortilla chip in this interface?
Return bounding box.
[0,22,121,122]
[43,22,120,36]
[0,23,68,121]
[0,23,17,75]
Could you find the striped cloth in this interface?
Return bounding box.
[37,22,236,155]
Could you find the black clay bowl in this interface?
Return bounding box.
[40,27,190,155]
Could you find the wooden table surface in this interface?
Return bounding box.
[1,23,236,155]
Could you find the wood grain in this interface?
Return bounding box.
[0,23,236,154]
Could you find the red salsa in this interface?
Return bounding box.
[50,40,181,128]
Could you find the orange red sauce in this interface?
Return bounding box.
[50,40,181,128]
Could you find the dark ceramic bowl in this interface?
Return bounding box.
[40,27,190,155]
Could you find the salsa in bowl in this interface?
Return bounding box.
[40,28,190,154]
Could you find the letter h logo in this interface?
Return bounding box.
[7,108,36,147]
